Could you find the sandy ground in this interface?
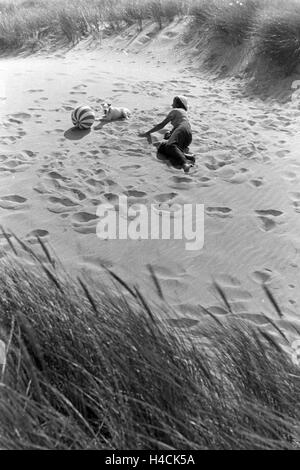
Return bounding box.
[1,22,300,342]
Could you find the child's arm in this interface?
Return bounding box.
[138,115,171,138]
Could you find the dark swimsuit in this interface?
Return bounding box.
[157,109,193,167]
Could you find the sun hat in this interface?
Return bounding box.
[175,95,188,111]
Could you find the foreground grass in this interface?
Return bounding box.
[0,237,299,450]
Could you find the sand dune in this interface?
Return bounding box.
[0,24,300,346]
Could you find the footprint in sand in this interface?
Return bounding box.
[46,129,64,136]
[18,130,27,137]
[289,192,300,213]
[205,162,223,171]
[0,151,36,173]
[48,171,70,182]
[27,89,44,93]
[276,149,290,158]
[62,105,74,111]
[257,216,276,232]
[25,229,49,243]
[34,180,58,194]
[104,193,119,203]
[249,177,264,187]
[23,150,36,158]
[48,196,79,207]
[72,84,87,90]
[251,269,273,285]
[103,179,118,190]
[152,202,182,218]
[47,195,79,214]
[70,91,87,96]
[255,209,283,232]
[0,195,27,210]
[126,190,147,198]
[72,212,98,223]
[154,192,177,203]
[219,168,248,184]
[256,209,283,217]
[10,112,31,120]
[169,175,194,189]
[77,168,91,178]
[172,175,192,184]
[68,188,86,201]
[94,169,106,177]
[205,207,232,218]
[1,135,17,145]
[72,211,98,235]
[8,117,22,124]
[0,161,27,173]
[283,171,297,182]
[121,164,141,171]
[100,148,112,157]
[198,176,214,187]
[86,178,106,189]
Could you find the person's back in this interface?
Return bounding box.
[167,108,190,130]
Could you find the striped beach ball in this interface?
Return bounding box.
[71,105,95,130]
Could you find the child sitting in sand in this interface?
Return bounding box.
[138,95,194,173]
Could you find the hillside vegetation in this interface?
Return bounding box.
[1,1,300,78]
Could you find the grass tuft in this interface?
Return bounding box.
[188,0,300,80]
[191,0,259,46]
[2,0,300,80]
[0,238,299,449]
[252,2,300,75]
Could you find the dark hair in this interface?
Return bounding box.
[173,97,187,110]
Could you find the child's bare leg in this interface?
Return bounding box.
[163,143,192,172]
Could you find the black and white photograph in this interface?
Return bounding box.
[0,0,299,453]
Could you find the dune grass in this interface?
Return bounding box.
[1,0,300,78]
[0,0,191,52]
[1,0,300,80]
[252,1,300,76]
[189,0,300,77]
[190,0,260,47]
[0,235,299,450]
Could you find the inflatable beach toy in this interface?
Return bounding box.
[71,105,95,130]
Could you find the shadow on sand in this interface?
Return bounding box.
[93,120,111,131]
[93,118,129,131]
[64,127,91,140]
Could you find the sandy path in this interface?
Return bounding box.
[1,32,300,340]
